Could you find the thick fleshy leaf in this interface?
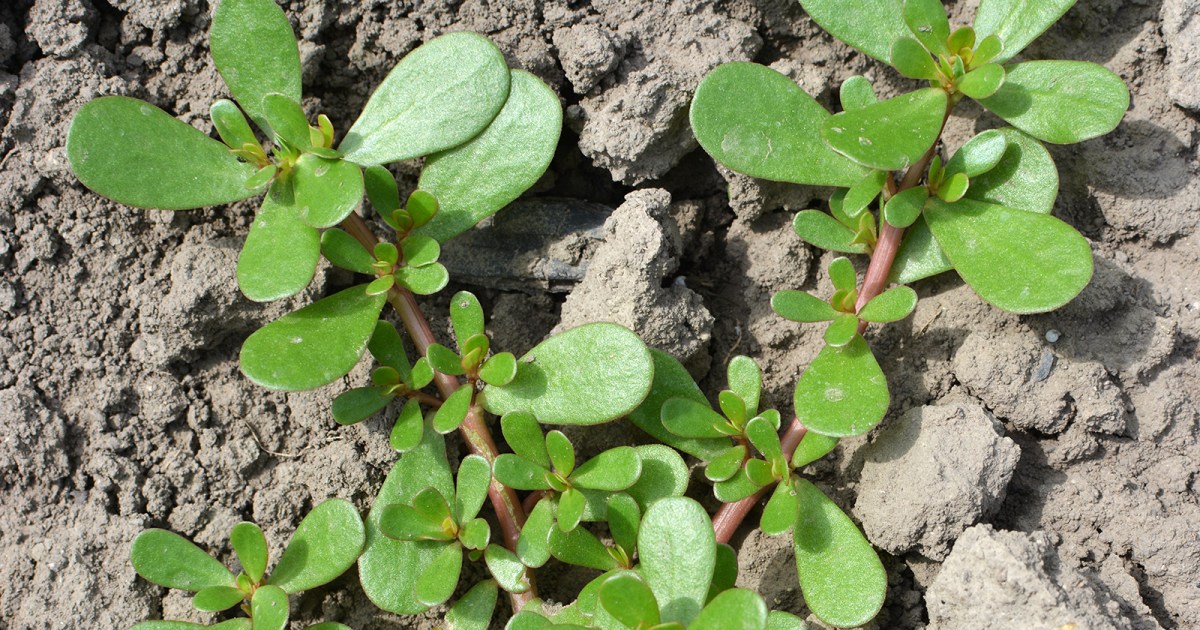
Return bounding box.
[745,416,782,461]
[341,33,510,166]
[415,542,463,606]
[417,70,562,242]
[771,291,838,323]
[210,0,301,129]
[965,127,1058,213]
[455,454,492,523]
[390,399,424,452]
[792,432,839,468]
[230,522,268,583]
[364,165,401,216]
[744,458,777,487]
[822,88,948,171]
[858,285,918,323]
[67,97,260,210]
[395,262,450,295]
[798,0,910,64]
[262,93,311,150]
[891,37,938,80]
[379,502,450,542]
[446,580,498,630]
[571,446,641,492]
[320,228,374,275]
[890,217,952,284]
[690,62,866,187]
[557,489,586,532]
[545,431,576,477]
[517,498,555,568]
[791,210,869,254]
[823,314,859,348]
[624,445,690,512]
[639,498,715,625]
[287,155,364,229]
[625,350,729,460]
[269,499,365,593]
[192,585,245,612]
[359,430,455,614]
[903,0,951,56]
[210,99,257,150]
[237,192,320,302]
[718,391,747,426]
[715,470,764,503]
[690,588,767,630]
[843,170,887,218]
[433,385,473,434]
[600,573,660,628]
[883,185,927,228]
[957,63,1006,100]
[482,323,653,426]
[130,530,234,591]
[706,445,747,483]
[479,352,517,387]
[240,285,385,391]
[661,398,728,439]
[501,412,550,469]
[925,197,1093,313]
[761,480,800,536]
[840,76,877,111]
[368,321,410,377]
[402,234,440,268]
[794,335,888,437]
[458,518,490,551]
[978,61,1128,144]
[450,291,485,345]
[974,0,1077,64]
[606,494,641,554]
[726,356,761,418]
[828,256,858,293]
[493,455,552,491]
[945,130,1008,179]
[948,26,977,54]
[331,386,390,425]
[793,479,886,628]
[549,525,619,571]
[708,543,739,602]
[484,545,531,593]
[250,585,289,630]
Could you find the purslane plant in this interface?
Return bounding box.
[64,0,1127,628]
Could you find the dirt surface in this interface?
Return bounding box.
[2,0,1198,628]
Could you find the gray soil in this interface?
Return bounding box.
[2,0,1198,628]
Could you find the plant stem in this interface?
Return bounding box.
[340,212,537,608]
[712,418,807,544]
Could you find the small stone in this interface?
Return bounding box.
[1045,329,1061,343]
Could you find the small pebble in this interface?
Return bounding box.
[1045,329,1061,343]
[1032,349,1056,383]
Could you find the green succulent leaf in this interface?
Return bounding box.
[639,497,716,625]
[903,0,951,56]
[606,494,642,554]
[493,454,552,491]
[624,444,690,512]
[459,518,491,551]
[517,498,556,568]
[714,469,763,503]
[390,399,425,453]
[501,412,550,469]
[726,356,762,418]
[479,352,518,387]
[890,217,952,284]
[794,335,888,437]
[883,186,927,229]
[237,194,320,302]
[417,70,562,242]
[823,314,860,348]
[450,291,485,345]
[250,584,289,630]
[433,385,473,434]
[446,580,498,630]
[791,210,869,254]
[359,429,454,614]
[192,585,245,612]
[974,0,1077,64]
[364,165,401,216]
[839,76,877,111]
[571,446,642,492]
[240,285,385,391]
[130,530,234,591]
[822,88,948,171]
[708,543,739,603]
[946,130,1008,178]
[706,445,747,483]
[843,170,887,219]
[771,290,839,323]
[746,416,783,461]
[859,285,918,323]
[793,479,886,628]
[395,262,450,295]
[948,26,977,54]
[891,37,938,80]
[690,588,768,630]
[341,33,510,166]
[368,321,411,377]
[690,62,866,187]
[411,358,436,389]
[978,61,1128,144]
[661,398,728,439]
[230,522,269,583]
[937,172,970,203]
[549,524,619,571]
[210,99,258,151]
[965,127,1058,212]
[402,234,440,268]
[415,542,464,607]
[209,0,301,130]
[828,257,858,293]
[455,454,492,523]
[482,323,653,426]
[925,197,1093,313]
[268,499,365,594]
[262,93,311,150]
[957,63,1006,100]
[320,228,375,275]
[484,544,531,594]
[545,431,577,477]
[798,0,910,64]
[67,97,261,210]
[718,391,747,426]
[761,480,800,536]
[380,502,450,543]
[625,350,729,460]
[792,432,839,469]
[557,488,586,532]
[287,154,364,229]
[744,458,777,487]
[600,573,661,628]
[407,190,439,228]
[331,387,391,426]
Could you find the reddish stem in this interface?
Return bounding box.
[341,213,537,608]
[713,418,808,544]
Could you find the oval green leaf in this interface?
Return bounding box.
[493,454,552,491]
[210,0,301,129]
[517,498,556,568]
[192,585,245,612]
[210,99,257,150]
[661,397,728,439]
[771,290,839,323]
[965,127,1058,213]
[957,63,1006,100]
[484,544,531,594]
[261,93,311,150]
[67,97,259,210]
[822,88,948,171]
[237,193,320,302]
[859,285,918,323]
[792,210,869,254]
[690,62,866,187]
[390,399,425,453]
[974,0,1078,64]
[761,480,800,536]
[479,352,518,387]
[289,154,364,228]
[705,445,747,483]
[945,129,1008,178]
[130,529,234,591]
[446,579,498,630]
[625,350,729,460]
[455,454,493,523]
[600,573,660,628]
[500,411,550,469]
[624,444,690,512]
[690,588,768,630]
[548,524,618,571]
[415,542,463,606]
[883,185,928,228]
[341,33,511,166]
[794,335,888,437]
[639,497,715,625]
[320,227,375,275]
[792,432,839,469]
[482,323,653,426]
[903,0,951,56]
[268,498,365,594]
[891,37,938,80]
[839,75,877,111]
[395,262,450,296]
[726,355,762,418]
[978,61,1129,144]
[793,479,886,628]
[250,584,289,630]
[798,0,910,64]
[823,313,859,348]
[240,285,386,391]
[230,522,268,583]
[433,385,473,434]
[571,446,642,492]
